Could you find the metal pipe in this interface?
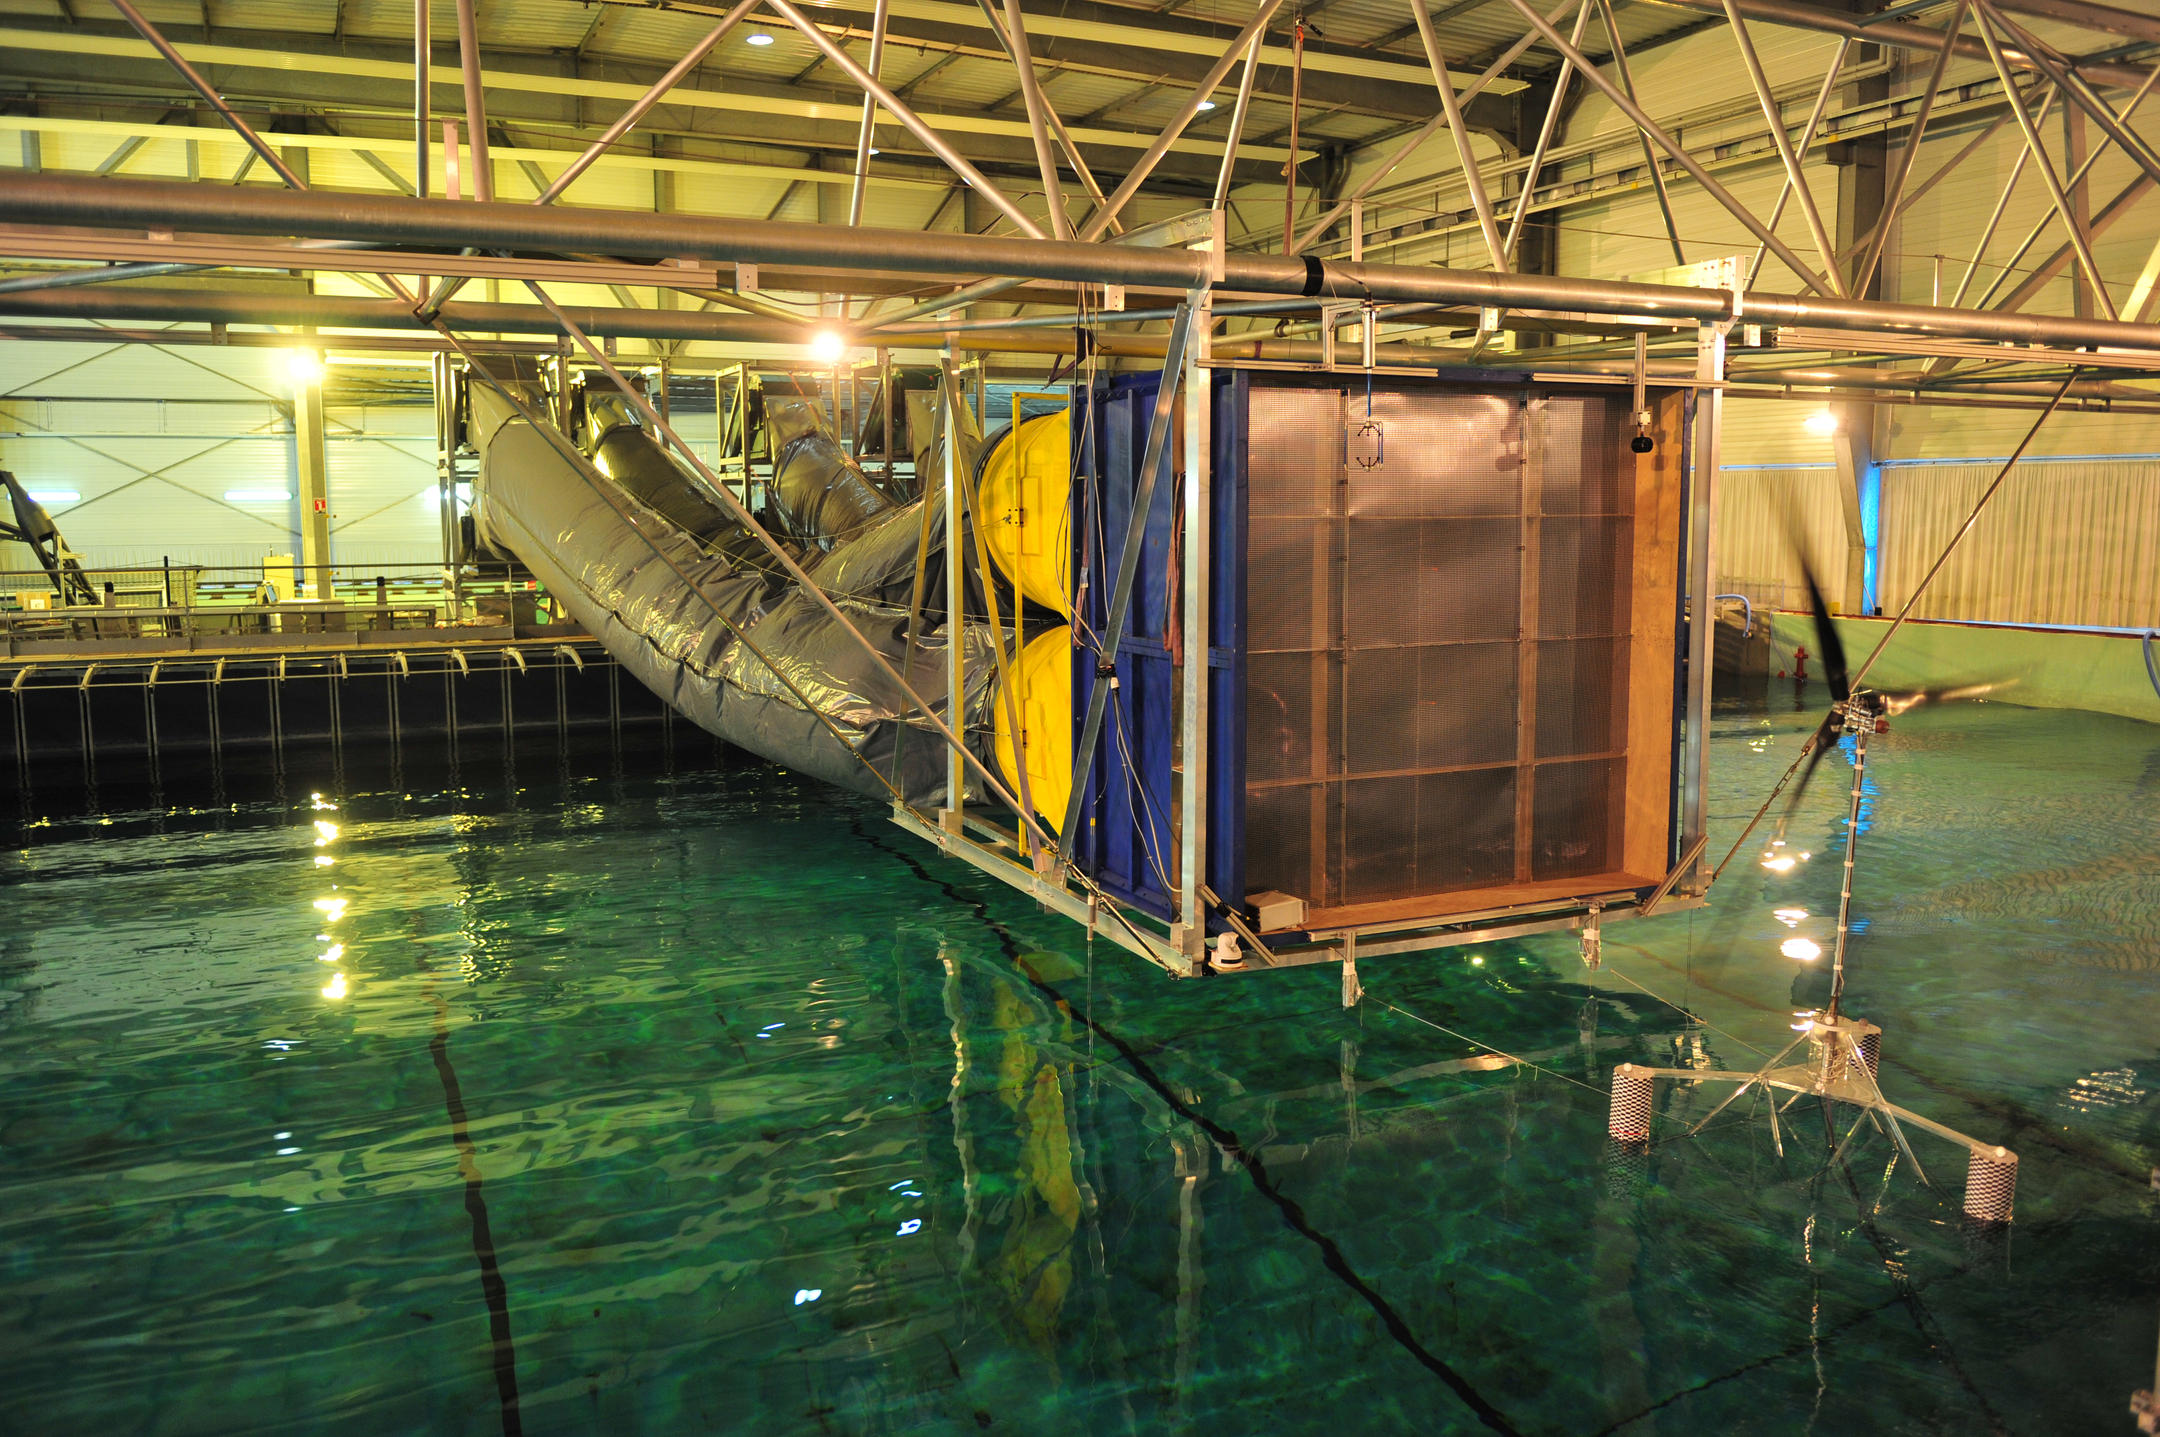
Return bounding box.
[0,261,201,293]
[539,0,758,206]
[1745,39,1849,291]
[1502,0,1591,267]
[1411,0,1508,271]
[1596,0,1686,268]
[1212,35,1263,213]
[1723,0,1845,295]
[1987,0,2160,45]
[1001,0,1070,239]
[1509,0,1833,294]
[1977,3,2160,190]
[849,0,891,226]
[967,0,1119,236]
[1854,2,1966,298]
[454,0,492,202]
[19,173,2160,352]
[1291,1,1572,255]
[1640,0,2151,90]
[414,0,430,198]
[762,0,1046,240]
[1947,85,2059,310]
[1083,0,1289,243]
[103,0,307,189]
[1972,6,2117,318]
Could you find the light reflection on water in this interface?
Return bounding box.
[0,691,2155,1435]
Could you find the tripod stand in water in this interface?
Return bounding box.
[1606,571,2018,1224]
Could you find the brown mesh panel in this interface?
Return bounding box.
[1242,379,1638,913]
[1346,518,1519,647]
[1246,781,1322,903]
[1538,515,1633,639]
[1247,649,1320,785]
[1533,397,1633,517]
[1531,758,1624,879]
[1247,516,1330,653]
[1535,639,1627,759]
[1248,387,1344,518]
[1348,391,1522,518]
[1345,642,1516,774]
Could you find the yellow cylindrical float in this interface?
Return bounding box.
[975,409,1071,619]
[993,626,1073,824]
[977,408,1075,822]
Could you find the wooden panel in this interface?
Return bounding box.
[1297,869,1663,933]
[1621,389,1687,879]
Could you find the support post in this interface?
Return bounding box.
[294,357,332,602]
[849,0,891,226]
[414,0,430,198]
[454,0,492,202]
[941,353,967,830]
[1176,300,1212,961]
[1680,322,1726,889]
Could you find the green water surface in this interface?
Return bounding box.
[2,688,2157,1435]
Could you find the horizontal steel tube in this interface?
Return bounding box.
[9,174,2160,353]
[0,284,808,341]
[1639,0,2151,89]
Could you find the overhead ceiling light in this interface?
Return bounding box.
[1197,99,1217,111]
[286,348,325,385]
[1804,409,1839,436]
[746,31,775,45]
[809,330,846,364]
[867,146,880,156]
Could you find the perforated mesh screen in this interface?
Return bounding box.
[1242,381,1638,912]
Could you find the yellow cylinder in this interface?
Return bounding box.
[976,409,1071,618]
[993,626,1073,824]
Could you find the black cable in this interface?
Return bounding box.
[859,825,1528,1437]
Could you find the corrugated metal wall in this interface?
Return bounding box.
[1879,458,2160,628]
[1,342,441,576]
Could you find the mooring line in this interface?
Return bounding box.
[860,825,1528,1437]
[423,987,524,1436]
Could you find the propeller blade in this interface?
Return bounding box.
[1800,567,1851,704]
[1878,678,2017,716]
[1779,713,1841,823]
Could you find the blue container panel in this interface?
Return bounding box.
[1070,371,1244,926]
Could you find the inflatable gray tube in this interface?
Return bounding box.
[467,380,996,804]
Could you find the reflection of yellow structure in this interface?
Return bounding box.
[976,409,1071,618]
[990,980,1080,1356]
[993,627,1073,824]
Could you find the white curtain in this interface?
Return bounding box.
[1879,459,2160,628]
[1712,466,1849,611]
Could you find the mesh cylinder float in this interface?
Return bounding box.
[1964,1145,2018,1224]
[1609,1064,1654,1141]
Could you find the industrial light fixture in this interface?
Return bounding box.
[809,330,846,363]
[226,488,293,503]
[286,348,325,386]
[1197,99,1217,111]
[1804,409,1839,436]
[26,490,78,504]
[745,31,774,44]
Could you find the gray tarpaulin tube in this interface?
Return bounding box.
[467,378,996,803]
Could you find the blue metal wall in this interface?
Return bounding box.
[1068,370,1244,926]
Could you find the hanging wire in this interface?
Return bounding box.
[1373,997,1605,1095]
